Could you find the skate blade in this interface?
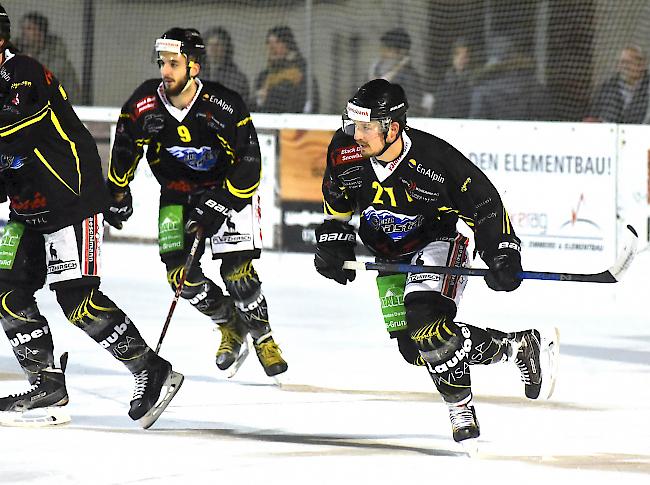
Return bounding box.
[271,372,288,387]
[539,327,561,400]
[0,408,71,427]
[226,338,251,379]
[139,370,184,430]
[459,438,480,457]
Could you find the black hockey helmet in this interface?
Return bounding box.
[0,4,10,41]
[155,27,205,65]
[342,79,408,136]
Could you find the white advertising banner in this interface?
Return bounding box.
[411,119,618,272]
[616,125,650,249]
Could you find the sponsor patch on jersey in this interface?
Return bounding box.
[202,94,234,114]
[166,146,217,171]
[134,95,157,118]
[362,207,423,241]
[332,145,363,166]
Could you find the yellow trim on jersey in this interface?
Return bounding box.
[49,109,82,193]
[324,200,353,217]
[459,214,475,227]
[216,133,235,161]
[33,148,80,195]
[0,104,50,137]
[237,116,252,127]
[226,178,259,199]
[503,209,512,234]
[107,137,150,188]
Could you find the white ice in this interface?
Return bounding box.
[0,241,648,484]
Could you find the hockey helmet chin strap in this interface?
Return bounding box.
[376,123,403,157]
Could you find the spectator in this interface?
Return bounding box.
[469,35,549,121]
[585,45,650,123]
[434,38,473,118]
[201,27,250,105]
[253,25,319,113]
[14,11,81,103]
[369,28,426,116]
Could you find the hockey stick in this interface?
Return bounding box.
[343,224,638,283]
[155,227,204,353]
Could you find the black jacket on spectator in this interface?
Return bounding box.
[586,72,650,123]
[470,57,549,121]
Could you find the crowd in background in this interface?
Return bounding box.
[10,10,650,123]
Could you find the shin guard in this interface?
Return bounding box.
[0,290,54,383]
[57,287,153,373]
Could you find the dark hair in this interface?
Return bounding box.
[22,11,48,35]
[0,4,10,40]
[203,26,234,63]
[266,25,299,53]
[380,28,411,52]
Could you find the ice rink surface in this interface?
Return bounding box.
[0,241,648,484]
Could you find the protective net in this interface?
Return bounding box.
[4,0,650,121]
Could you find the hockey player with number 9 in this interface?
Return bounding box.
[314,78,559,445]
[0,4,182,427]
[105,28,287,378]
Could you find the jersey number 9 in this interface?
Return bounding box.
[177,125,192,142]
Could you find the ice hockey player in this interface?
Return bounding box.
[0,4,182,427]
[105,28,287,378]
[314,78,557,444]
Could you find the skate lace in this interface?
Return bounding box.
[5,377,40,399]
[217,325,245,354]
[255,340,283,366]
[448,404,476,431]
[515,356,532,384]
[132,369,149,400]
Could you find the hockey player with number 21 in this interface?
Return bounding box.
[105,28,287,378]
[314,78,559,446]
[0,4,182,428]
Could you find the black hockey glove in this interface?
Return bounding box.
[104,187,133,230]
[314,219,357,285]
[185,189,231,236]
[483,239,523,292]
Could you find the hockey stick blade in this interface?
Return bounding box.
[343,224,638,283]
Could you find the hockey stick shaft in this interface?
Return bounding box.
[343,224,638,284]
[155,227,204,353]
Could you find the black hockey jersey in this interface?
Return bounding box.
[108,78,261,208]
[322,127,519,259]
[0,50,109,232]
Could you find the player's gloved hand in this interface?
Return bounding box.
[483,239,523,292]
[185,188,230,236]
[314,219,357,285]
[104,187,133,230]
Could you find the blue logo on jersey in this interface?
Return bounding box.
[166,146,217,171]
[0,154,26,171]
[362,207,423,241]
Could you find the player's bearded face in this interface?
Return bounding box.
[158,52,189,96]
[352,121,385,157]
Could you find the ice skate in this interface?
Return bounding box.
[253,333,288,378]
[506,328,559,400]
[0,353,71,427]
[215,316,249,374]
[446,396,480,444]
[128,354,184,429]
